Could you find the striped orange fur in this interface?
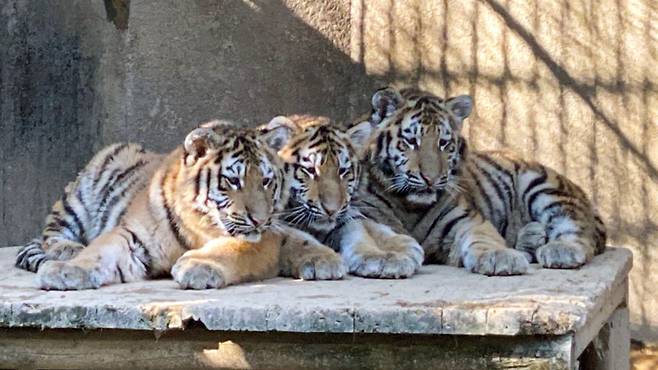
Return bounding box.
[17,121,344,290]
[346,87,606,276]
[265,115,424,279]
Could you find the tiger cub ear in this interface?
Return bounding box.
[199,119,237,131]
[184,127,220,166]
[259,116,300,151]
[347,120,375,157]
[370,87,404,125]
[445,95,473,128]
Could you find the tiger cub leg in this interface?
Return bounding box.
[37,227,151,290]
[525,181,601,269]
[16,234,86,273]
[363,220,424,277]
[172,229,344,289]
[277,226,345,280]
[535,214,597,269]
[16,233,86,273]
[170,235,276,289]
[339,219,422,279]
[439,206,528,276]
[514,222,547,263]
[43,238,86,261]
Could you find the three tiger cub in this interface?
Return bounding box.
[16,87,606,288]
[346,87,606,276]
[17,121,344,290]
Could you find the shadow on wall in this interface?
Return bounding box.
[0,0,382,246]
[0,1,103,245]
[109,0,387,149]
[351,0,657,341]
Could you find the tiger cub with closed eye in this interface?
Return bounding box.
[260,115,424,279]
[345,87,606,276]
[16,120,344,290]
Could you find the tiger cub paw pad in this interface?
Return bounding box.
[298,252,345,280]
[37,261,100,290]
[537,241,588,269]
[465,248,529,276]
[172,259,226,289]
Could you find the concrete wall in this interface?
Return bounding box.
[0,0,656,342]
[0,0,380,243]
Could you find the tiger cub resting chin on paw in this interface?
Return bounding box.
[16,120,344,290]
[346,87,606,276]
[258,115,424,279]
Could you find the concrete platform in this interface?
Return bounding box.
[0,246,633,369]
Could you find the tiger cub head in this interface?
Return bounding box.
[261,115,361,233]
[349,87,473,207]
[178,120,292,243]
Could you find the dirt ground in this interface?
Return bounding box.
[632,342,658,370]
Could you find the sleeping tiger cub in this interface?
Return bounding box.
[16,121,344,289]
[260,115,424,279]
[346,87,606,276]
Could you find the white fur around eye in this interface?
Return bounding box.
[302,166,317,179]
[225,176,241,190]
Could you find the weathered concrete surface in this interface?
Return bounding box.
[0,246,631,335]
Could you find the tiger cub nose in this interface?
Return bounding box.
[248,214,266,227]
[321,203,340,218]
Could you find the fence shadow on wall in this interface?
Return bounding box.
[352,0,657,340]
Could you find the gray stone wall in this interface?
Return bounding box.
[0,0,379,247]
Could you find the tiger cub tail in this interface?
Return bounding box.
[15,176,89,272]
[15,239,48,272]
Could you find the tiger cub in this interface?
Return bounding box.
[346,87,606,276]
[260,115,424,279]
[16,120,344,290]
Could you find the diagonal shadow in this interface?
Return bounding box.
[482,0,658,182]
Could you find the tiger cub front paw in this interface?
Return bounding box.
[296,249,345,280]
[347,236,423,279]
[171,258,226,289]
[536,241,590,269]
[37,261,101,290]
[463,247,529,276]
